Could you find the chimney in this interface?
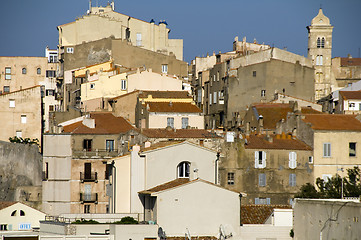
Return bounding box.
[246,122,250,137]
[83,116,95,128]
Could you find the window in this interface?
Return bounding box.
[84,184,91,201]
[178,162,190,178]
[323,143,331,157]
[83,139,92,151]
[37,68,41,75]
[253,71,256,77]
[321,37,325,48]
[316,55,323,66]
[20,210,25,216]
[4,86,10,93]
[259,173,266,187]
[9,99,15,108]
[89,83,95,90]
[167,117,174,128]
[349,103,355,108]
[84,205,90,213]
[289,173,296,187]
[197,90,202,103]
[308,156,313,164]
[255,151,266,168]
[49,105,54,112]
[11,210,16,216]
[209,93,212,105]
[21,115,27,124]
[227,172,235,185]
[182,117,189,129]
[217,71,220,81]
[16,131,22,138]
[22,68,27,74]
[316,72,323,83]
[46,89,55,96]
[213,92,217,104]
[359,103,361,111]
[67,47,74,53]
[84,163,92,180]
[121,79,127,90]
[0,224,7,231]
[255,197,270,205]
[106,140,114,152]
[46,70,56,78]
[289,152,297,169]
[349,142,356,157]
[5,67,11,80]
[261,90,266,97]
[136,33,142,46]
[162,64,168,74]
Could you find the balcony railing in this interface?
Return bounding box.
[80,193,98,203]
[80,172,98,182]
[73,149,119,159]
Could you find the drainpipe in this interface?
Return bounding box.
[215,152,220,184]
[239,193,243,226]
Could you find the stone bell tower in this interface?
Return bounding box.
[307,8,334,100]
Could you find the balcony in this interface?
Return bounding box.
[80,172,98,182]
[73,149,119,159]
[80,193,98,204]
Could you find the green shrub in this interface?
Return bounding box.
[113,216,138,224]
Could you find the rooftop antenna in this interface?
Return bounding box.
[88,0,92,13]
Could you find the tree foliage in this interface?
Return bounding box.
[113,216,138,224]
[296,167,361,199]
[9,136,39,146]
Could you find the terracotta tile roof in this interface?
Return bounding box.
[244,134,312,150]
[138,90,192,99]
[139,178,190,194]
[62,112,134,134]
[340,58,361,67]
[340,91,361,100]
[302,114,361,131]
[0,201,16,210]
[144,102,202,113]
[140,141,185,152]
[135,128,221,139]
[252,103,322,129]
[241,205,291,224]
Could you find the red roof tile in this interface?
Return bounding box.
[144,102,202,113]
[245,134,312,150]
[241,205,291,224]
[340,58,361,67]
[139,178,190,194]
[302,114,361,131]
[136,128,221,139]
[340,91,361,100]
[138,90,192,99]
[0,201,16,210]
[63,112,134,134]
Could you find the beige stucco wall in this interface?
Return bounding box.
[0,86,42,145]
[148,113,204,129]
[313,131,361,181]
[155,180,240,237]
[58,6,183,60]
[0,203,46,230]
[127,69,183,92]
[113,155,131,213]
[239,225,292,240]
[144,143,217,189]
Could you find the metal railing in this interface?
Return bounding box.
[73,149,119,158]
[80,193,98,203]
[80,172,98,182]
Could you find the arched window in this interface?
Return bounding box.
[316,72,323,83]
[20,210,25,216]
[177,162,190,178]
[317,37,321,48]
[37,68,41,75]
[22,68,27,74]
[321,37,325,48]
[11,210,16,216]
[316,55,323,66]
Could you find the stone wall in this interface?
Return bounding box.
[0,140,42,209]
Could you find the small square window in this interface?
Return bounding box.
[16,131,22,138]
[22,68,27,74]
[49,105,54,112]
[261,90,266,97]
[37,68,41,75]
[227,172,235,185]
[67,47,74,53]
[9,99,15,108]
[4,86,10,93]
[349,142,356,157]
[21,115,27,124]
[308,156,313,164]
[90,83,95,89]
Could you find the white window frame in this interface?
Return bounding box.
[121,79,127,90]
[255,151,266,168]
[21,115,27,124]
[209,93,212,105]
[9,99,15,108]
[316,55,323,66]
[213,92,217,104]
[323,143,331,157]
[255,197,271,205]
[227,172,235,185]
[5,67,11,80]
[167,117,174,128]
[289,151,297,169]
[181,117,189,129]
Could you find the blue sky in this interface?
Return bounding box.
[0,0,360,63]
